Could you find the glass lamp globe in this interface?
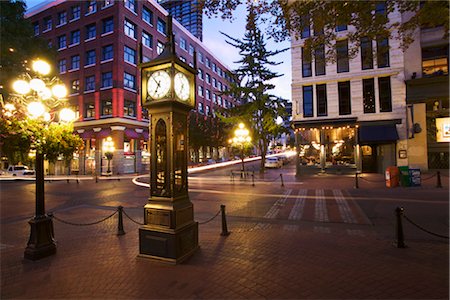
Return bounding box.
[13,80,31,94]
[59,108,76,122]
[39,87,52,100]
[52,84,67,98]
[32,60,51,75]
[30,78,46,92]
[27,101,46,118]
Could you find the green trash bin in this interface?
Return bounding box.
[398,166,410,187]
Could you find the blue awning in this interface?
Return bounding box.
[359,124,399,144]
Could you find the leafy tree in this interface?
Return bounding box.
[219,6,289,173]
[0,0,55,99]
[200,0,449,61]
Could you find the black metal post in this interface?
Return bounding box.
[251,172,255,187]
[395,207,406,248]
[24,152,57,260]
[354,172,359,189]
[117,206,125,235]
[240,146,245,178]
[280,173,284,187]
[436,171,442,188]
[220,205,230,236]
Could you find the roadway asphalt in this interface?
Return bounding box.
[1,164,448,299]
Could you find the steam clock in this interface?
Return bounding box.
[138,19,198,263]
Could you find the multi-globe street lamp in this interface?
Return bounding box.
[10,59,76,260]
[103,136,115,175]
[229,123,252,175]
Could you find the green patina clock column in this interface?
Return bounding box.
[138,17,198,264]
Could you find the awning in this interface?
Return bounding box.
[359,124,399,144]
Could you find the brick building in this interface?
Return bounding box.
[26,0,238,175]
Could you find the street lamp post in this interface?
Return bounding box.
[10,59,75,260]
[103,136,115,175]
[229,123,252,175]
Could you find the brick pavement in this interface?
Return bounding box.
[1,167,449,299]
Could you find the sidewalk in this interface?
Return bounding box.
[1,166,448,299]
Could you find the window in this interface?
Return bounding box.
[338,81,351,115]
[198,86,204,97]
[124,46,136,64]
[180,37,187,50]
[206,73,211,84]
[85,75,95,91]
[362,78,375,113]
[206,57,211,68]
[157,41,164,55]
[212,63,217,73]
[198,52,204,64]
[102,45,113,61]
[206,89,211,100]
[71,5,80,20]
[336,24,347,32]
[85,103,95,118]
[103,0,114,8]
[102,71,113,88]
[198,68,204,80]
[124,19,136,39]
[124,0,136,13]
[71,79,79,94]
[302,86,313,117]
[142,6,153,24]
[198,102,204,114]
[302,48,312,77]
[212,78,217,88]
[316,84,327,116]
[375,1,386,15]
[85,50,96,66]
[301,16,310,38]
[217,96,222,106]
[124,100,136,117]
[315,45,326,76]
[33,22,39,36]
[143,56,150,63]
[58,35,66,49]
[376,36,389,68]
[206,105,210,116]
[71,55,80,70]
[142,31,152,48]
[57,11,67,26]
[189,44,194,56]
[422,46,448,76]
[212,94,216,104]
[70,30,80,45]
[85,23,96,40]
[157,18,166,35]
[44,17,52,31]
[124,72,136,90]
[378,76,392,112]
[86,0,97,15]
[336,39,349,73]
[101,100,112,116]
[361,37,373,70]
[102,17,114,34]
[58,59,66,73]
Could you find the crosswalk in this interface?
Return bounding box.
[253,188,370,234]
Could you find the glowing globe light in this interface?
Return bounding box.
[59,108,76,122]
[43,112,51,122]
[52,84,67,98]
[32,60,51,75]
[39,87,52,100]
[13,80,31,94]
[27,101,46,118]
[30,78,46,92]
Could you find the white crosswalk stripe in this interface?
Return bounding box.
[333,189,357,223]
[314,189,329,222]
[257,189,292,230]
[288,189,307,221]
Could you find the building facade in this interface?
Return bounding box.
[291,6,448,173]
[158,0,202,41]
[26,0,237,175]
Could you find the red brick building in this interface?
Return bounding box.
[26,0,238,175]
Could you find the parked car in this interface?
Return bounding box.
[6,165,35,176]
[264,157,282,168]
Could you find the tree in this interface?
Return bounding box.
[219,6,289,173]
[0,0,55,99]
[200,0,449,61]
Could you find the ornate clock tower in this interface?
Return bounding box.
[138,18,198,263]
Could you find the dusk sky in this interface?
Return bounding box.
[25,0,291,102]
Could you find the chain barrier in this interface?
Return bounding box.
[421,173,436,181]
[359,176,388,183]
[51,210,118,226]
[402,214,449,239]
[197,209,221,225]
[122,208,144,225]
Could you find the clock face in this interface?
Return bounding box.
[147,70,171,99]
[174,72,190,101]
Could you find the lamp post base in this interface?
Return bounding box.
[24,215,56,260]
